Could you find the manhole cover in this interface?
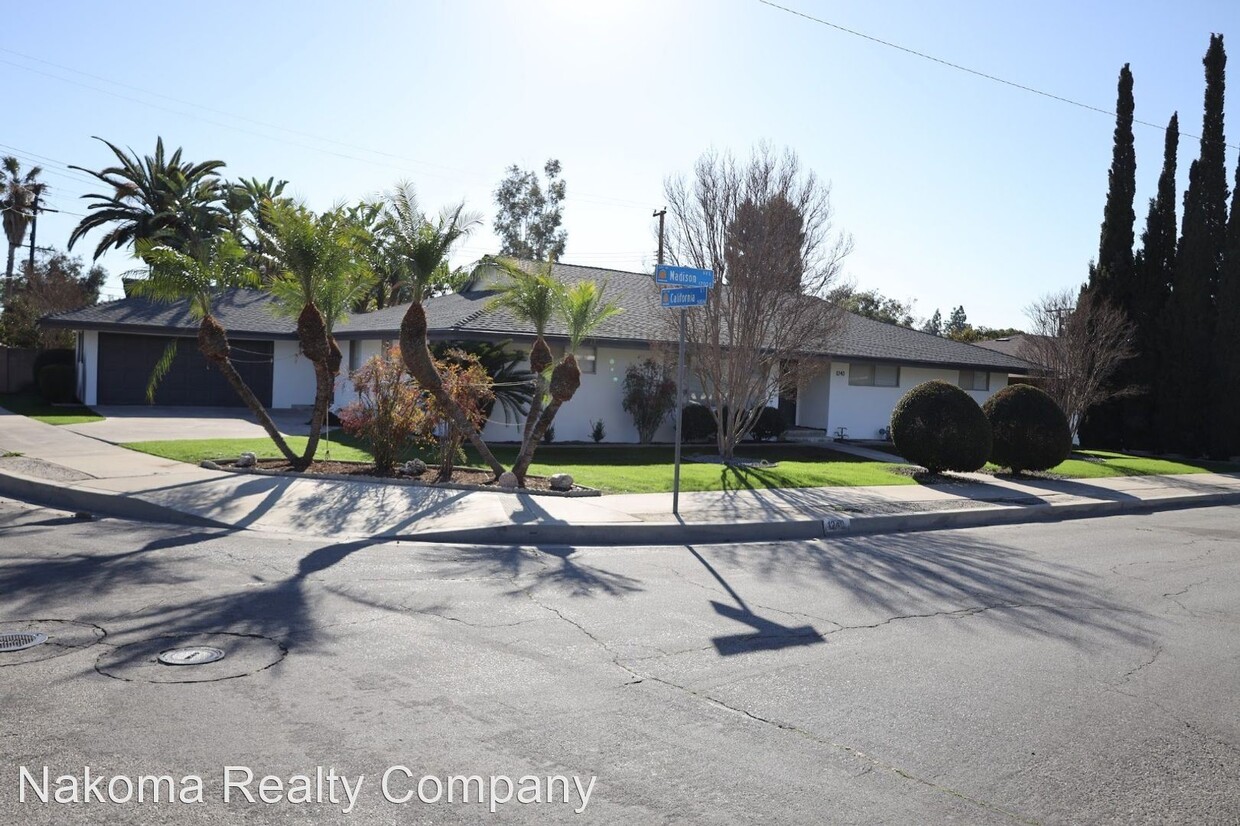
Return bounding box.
[96,633,285,683]
[157,646,225,666]
[0,631,48,652]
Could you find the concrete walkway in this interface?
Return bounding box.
[63,406,314,443]
[3,408,1240,544]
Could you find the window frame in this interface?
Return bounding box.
[958,369,990,391]
[848,362,900,388]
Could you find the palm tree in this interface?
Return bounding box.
[382,183,507,478]
[132,234,299,463]
[487,257,564,456]
[2,156,43,301]
[226,177,289,278]
[259,201,373,469]
[511,280,622,484]
[68,137,226,260]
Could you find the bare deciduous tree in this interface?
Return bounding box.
[662,146,853,458]
[1021,287,1136,439]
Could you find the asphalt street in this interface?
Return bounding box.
[0,499,1237,824]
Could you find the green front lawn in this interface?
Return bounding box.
[0,390,105,426]
[872,442,1237,479]
[1032,450,1240,479]
[120,437,917,493]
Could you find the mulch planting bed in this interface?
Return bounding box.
[229,459,566,493]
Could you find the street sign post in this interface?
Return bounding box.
[656,266,716,517]
[660,286,709,308]
[655,264,716,288]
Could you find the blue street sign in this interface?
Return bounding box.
[655,264,715,288]
[661,286,709,308]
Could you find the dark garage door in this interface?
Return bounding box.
[98,333,274,407]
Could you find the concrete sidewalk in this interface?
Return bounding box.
[3,408,1240,544]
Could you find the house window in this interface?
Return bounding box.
[348,341,362,372]
[578,346,597,374]
[848,363,900,387]
[959,370,990,391]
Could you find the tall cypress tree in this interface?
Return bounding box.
[1092,64,1138,304]
[1160,34,1229,455]
[1080,64,1138,447]
[1128,113,1179,447]
[1212,155,1240,457]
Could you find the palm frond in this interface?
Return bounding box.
[145,339,179,403]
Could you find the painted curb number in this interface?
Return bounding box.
[823,516,851,532]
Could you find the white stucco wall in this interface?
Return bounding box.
[271,340,318,409]
[79,330,99,406]
[481,343,690,443]
[816,362,1008,440]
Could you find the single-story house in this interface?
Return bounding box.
[41,260,1035,443]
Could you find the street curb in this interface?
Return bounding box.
[400,489,1240,546]
[0,468,232,530]
[4,465,1239,546]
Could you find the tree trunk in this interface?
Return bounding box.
[513,399,563,483]
[4,241,15,303]
[197,316,300,464]
[400,302,506,479]
[295,303,337,471]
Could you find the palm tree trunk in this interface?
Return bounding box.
[400,302,506,479]
[513,399,563,484]
[4,242,15,303]
[215,357,300,464]
[197,316,299,465]
[298,360,334,471]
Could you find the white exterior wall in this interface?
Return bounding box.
[271,340,318,409]
[79,330,99,406]
[480,343,693,443]
[819,362,1008,440]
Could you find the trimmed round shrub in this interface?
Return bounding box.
[983,384,1071,473]
[37,364,77,404]
[890,380,992,473]
[750,406,787,441]
[681,404,717,443]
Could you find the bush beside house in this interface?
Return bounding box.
[983,384,1072,473]
[890,380,992,473]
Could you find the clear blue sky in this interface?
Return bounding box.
[5,0,1237,328]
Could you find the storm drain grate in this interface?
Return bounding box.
[0,632,48,652]
[157,647,225,666]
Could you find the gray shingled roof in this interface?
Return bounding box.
[41,288,299,338]
[42,260,1035,373]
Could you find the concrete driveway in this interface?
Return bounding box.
[64,406,315,443]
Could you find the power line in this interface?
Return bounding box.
[0,51,652,211]
[756,0,1240,151]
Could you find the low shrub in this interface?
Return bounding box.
[890,380,992,473]
[983,384,1071,473]
[750,406,787,441]
[681,403,717,442]
[32,348,73,385]
[37,364,77,404]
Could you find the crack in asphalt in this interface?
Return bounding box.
[521,585,1043,823]
[1121,645,1164,681]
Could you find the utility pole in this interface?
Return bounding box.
[27,187,56,276]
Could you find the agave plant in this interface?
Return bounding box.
[511,279,623,484]
[131,234,299,463]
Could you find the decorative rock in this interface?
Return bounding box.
[549,473,574,491]
[402,458,428,476]
[497,471,519,488]
[200,460,222,470]
[235,452,257,468]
